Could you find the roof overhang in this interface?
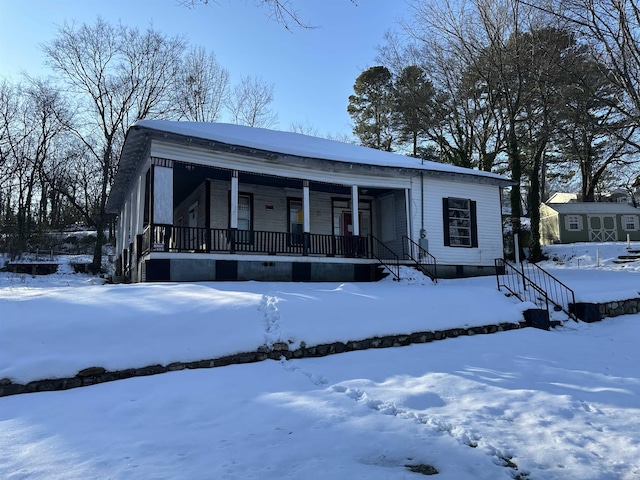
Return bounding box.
[107,124,515,213]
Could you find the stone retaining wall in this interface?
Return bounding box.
[601,298,639,317]
[0,321,526,398]
[571,297,640,322]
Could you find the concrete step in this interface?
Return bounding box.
[613,258,640,264]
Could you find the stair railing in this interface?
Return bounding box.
[402,236,437,283]
[369,234,401,280]
[495,258,577,321]
[495,259,551,314]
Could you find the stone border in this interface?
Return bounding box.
[571,297,640,322]
[0,321,526,398]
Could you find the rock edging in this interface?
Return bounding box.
[0,321,526,398]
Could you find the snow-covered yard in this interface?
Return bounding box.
[1,242,639,479]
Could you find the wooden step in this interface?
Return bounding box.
[617,255,640,260]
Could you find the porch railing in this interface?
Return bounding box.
[143,224,369,258]
[402,235,437,282]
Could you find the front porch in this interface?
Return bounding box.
[117,157,415,282]
[142,224,369,258]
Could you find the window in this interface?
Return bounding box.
[235,193,253,244]
[623,215,638,231]
[443,197,477,247]
[288,198,304,245]
[567,215,580,230]
[566,215,582,231]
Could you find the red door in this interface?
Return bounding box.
[342,213,353,236]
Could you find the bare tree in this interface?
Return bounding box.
[179,0,358,30]
[227,75,278,128]
[289,120,319,136]
[42,17,185,272]
[525,0,640,124]
[0,78,68,255]
[176,46,230,122]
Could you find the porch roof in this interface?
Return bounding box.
[545,202,640,215]
[107,120,513,213]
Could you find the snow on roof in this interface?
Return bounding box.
[134,120,510,183]
[545,202,639,214]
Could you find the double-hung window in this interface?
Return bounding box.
[443,197,478,247]
[623,215,638,231]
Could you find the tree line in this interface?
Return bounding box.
[347,0,640,261]
[0,18,278,270]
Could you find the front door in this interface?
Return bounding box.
[342,212,353,236]
[588,215,617,242]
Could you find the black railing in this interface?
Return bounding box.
[142,224,369,258]
[370,234,400,280]
[402,235,437,282]
[495,258,577,321]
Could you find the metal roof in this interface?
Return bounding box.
[545,202,640,214]
[107,121,515,213]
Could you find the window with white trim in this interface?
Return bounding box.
[443,197,478,248]
[623,215,638,231]
[566,215,582,231]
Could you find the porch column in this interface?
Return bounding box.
[230,170,239,229]
[134,173,145,235]
[151,160,174,252]
[303,180,310,232]
[152,163,174,225]
[351,185,360,236]
[303,180,310,255]
[405,188,412,241]
[230,170,239,253]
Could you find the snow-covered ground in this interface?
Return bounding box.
[1,242,639,479]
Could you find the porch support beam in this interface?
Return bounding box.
[351,185,360,236]
[302,180,310,233]
[152,164,173,226]
[405,188,412,241]
[230,170,239,229]
[303,180,310,256]
[230,170,239,253]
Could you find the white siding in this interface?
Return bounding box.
[174,180,337,235]
[411,176,504,266]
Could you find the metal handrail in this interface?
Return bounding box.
[402,235,437,282]
[369,234,401,280]
[495,259,551,313]
[495,258,577,321]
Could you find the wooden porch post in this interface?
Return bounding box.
[351,185,360,235]
[303,180,310,255]
[351,185,360,257]
[205,179,211,252]
[230,170,239,253]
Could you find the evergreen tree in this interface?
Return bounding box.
[347,66,395,151]
[393,65,438,157]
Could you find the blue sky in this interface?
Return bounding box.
[0,0,410,137]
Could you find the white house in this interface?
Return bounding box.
[106,121,513,282]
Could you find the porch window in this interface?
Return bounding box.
[443,197,478,247]
[623,215,638,231]
[565,215,582,231]
[288,198,304,245]
[236,193,253,244]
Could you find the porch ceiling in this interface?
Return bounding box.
[173,161,395,207]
